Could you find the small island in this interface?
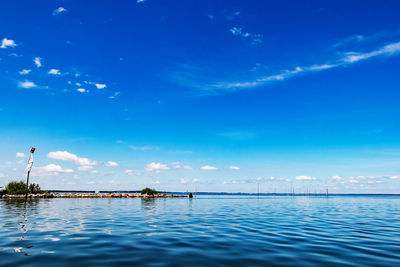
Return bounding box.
[0,182,185,199]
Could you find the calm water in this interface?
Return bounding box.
[0,196,399,266]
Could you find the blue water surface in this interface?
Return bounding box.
[0,196,399,266]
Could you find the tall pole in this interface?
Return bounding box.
[25,147,35,200]
[25,171,30,200]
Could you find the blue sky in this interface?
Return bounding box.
[1,0,400,193]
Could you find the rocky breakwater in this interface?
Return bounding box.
[1,193,186,199]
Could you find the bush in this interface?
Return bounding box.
[6,181,42,195]
[141,187,157,195]
[6,181,27,195]
[29,183,41,194]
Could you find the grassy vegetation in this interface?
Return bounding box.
[141,187,157,195]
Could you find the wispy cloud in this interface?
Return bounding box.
[207,41,400,93]
[129,145,159,151]
[229,166,240,170]
[77,88,87,93]
[330,30,400,49]
[53,7,68,16]
[229,27,263,44]
[16,152,27,158]
[105,161,118,167]
[19,69,31,75]
[0,38,17,49]
[224,176,289,184]
[226,11,240,21]
[108,92,120,99]
[331,175,343,181]
[342,42,400,63]
[125,169,134,175]
[34,57,42,68]
[180,178,199,184]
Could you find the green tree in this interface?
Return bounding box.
[6,181,27,195]
[141,187,157,195]
[29,183,41,194]
[5,181,42,195]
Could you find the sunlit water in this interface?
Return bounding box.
[0,196,399,266]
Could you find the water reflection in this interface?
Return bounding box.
[1,199,41,256]
[141,198,156,213]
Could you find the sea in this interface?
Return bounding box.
[0,195,399,266]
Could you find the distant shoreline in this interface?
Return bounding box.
[1,193,185,199]
[1,192,400,199]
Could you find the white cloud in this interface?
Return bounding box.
[332,175,343,181]
[125,169,134,175]
[105,161,118,167]
[390,176,400,179]
[229,166,240,170]
[18,80,37,88]
[180,178,188,184]
[87,181,95,184]
[47,151,97,167]
[173,165,181,169]
[95,83,106,89]
[48,69,61,75]
[0,38,16,49]
[90,170,98,174]
[348,179,359,184]
[183,165,193,170]
[16,152,27,158]
[296,176,316,181]
[19,69,31,75]
[35,164,74,176]
[9,52,22,57]
[34,57,42,68]
[200,165,218,171]
[192,178,199,183]
[77,88,87,93]
[78,165,93,171]
[137,0,147,3]
[53,7,68,16]
[145,162,169,173]
[152,181,160,184]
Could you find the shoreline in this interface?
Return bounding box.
[1,193,186,199]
